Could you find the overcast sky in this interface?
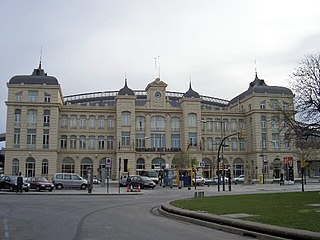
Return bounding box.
[1,1,320,148]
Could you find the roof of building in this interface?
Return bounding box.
[183,82,200,98]
[229,73,293,105]
[118,79,135,96]
[8,62,59,86]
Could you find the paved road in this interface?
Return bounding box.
[0,182,319,240]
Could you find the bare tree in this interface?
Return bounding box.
[172,151,197,171]
[287,53,320,139]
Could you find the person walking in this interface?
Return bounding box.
[17,172,23,193]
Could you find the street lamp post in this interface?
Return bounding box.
[217,131,239,192]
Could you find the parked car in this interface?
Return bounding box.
[205,177,228,185]
[52,173,88,190]
[92,176,100,185]
[28,177,54,192]
[233,175,245,184]
[192,176,205,185]
[130,176,156,189]
[140,171,159,184]
[0,175,30,192]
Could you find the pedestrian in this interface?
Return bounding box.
[126,175,131,191]
[279,173,284,186]
[17,172,23,193]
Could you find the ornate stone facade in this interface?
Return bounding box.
[5,64,297,182]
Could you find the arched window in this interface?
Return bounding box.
[188,113,197,128]
[171,117,180,131]
[14,109,21,126]
[136,158,145,175]
[62,158,74,173]
[151,157,165,170]
[121,111,131,126]
[27,109,37,127]
[89,115,96,129]
[151,116,165,131]
[25,158,35,177]
[233,158,244,177]
[107,116,115,129]
[12,159,19,175]
[136,116,145,131]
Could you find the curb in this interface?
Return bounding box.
[160,202,320,240]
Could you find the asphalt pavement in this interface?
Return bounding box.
[1,180,319,239]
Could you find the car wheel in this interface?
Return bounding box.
[56,184,63,190]
[49,189,53,192]
[25,188,29,192]
[80,184,87,190]
[235,180,238,185]
[36,186,40,191]
[9,185,14,192]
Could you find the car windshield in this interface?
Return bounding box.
[148,172,157,177]
[141,176,150,181]
[35,177,48,182]
[10,176,17,181]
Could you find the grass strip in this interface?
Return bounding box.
[171,191,320,232]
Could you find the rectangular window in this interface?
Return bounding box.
[107,136,114,149]
[150,133,165,148]
[171,134,180,148]
[42,161,49,176]
[79,136,86,149]
[239,140,245,151]
[60,136,67,149]
[188,133,197,146]
[89,116,95,129]
[15,92,22,101]
[121,132,131,146]
[135,134,146,148]
[98,136,105,149]
[188,114,197,128]
[107,116,115,129]
[88,136,95,149]
[272,133,280,150]
[61,115,68,128]
[43,129,49,148]
[70,136,77,149]
[27,129,36,148]
[98,116,105,129]
[79,116,86,129]
[14,128,20,147]
[70,115,77,129]
[44,94,51,103]
[43,110,50,127]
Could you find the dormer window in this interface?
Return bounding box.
[15,92,22,101]
[44,94,51,103]
[28,90,38,102]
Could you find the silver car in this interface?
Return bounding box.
[52,173,87,190]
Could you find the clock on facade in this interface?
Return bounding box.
[154,91,162,99]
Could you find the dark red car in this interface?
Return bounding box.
[28,177,54,192]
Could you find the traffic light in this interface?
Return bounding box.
[288,166,294,181]
[238,130,245,139]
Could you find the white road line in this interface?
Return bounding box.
[3,218,9,239]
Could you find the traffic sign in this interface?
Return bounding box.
[105,157,112,167]
[199,161,205,167]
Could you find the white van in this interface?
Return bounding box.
[140,171,159,184]
[52,173,87,190]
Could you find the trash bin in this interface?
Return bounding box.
[259,175,263,184]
